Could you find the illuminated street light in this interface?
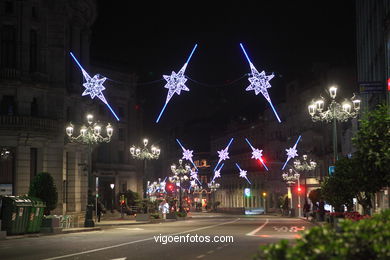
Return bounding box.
[308,86,360,163]
[169,159,191,212]
[130,138,161,198]
[66,114,113,227]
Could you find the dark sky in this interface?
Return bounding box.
[90,0,356,151]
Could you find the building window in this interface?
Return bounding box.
[118,128,124,141]
[30,148,38,183]
[118,106,124,118]
[4,1,13,14]
[30,30,38,72]
[1,25,16,69]
[31,98,38,116]
[118,150,124,163]
[0,95,17,115]
[31,6,38,19]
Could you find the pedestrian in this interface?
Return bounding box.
[303,201,310,220]
[159,199,169,219]
[97,201,102,222]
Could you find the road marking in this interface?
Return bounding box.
[246,218,269,236]
[42,218,240,260]
[115,228,144,231]
[207,250,214,254]
[196,255,206,259]
[110,258,127,260]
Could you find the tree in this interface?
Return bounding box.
[353,104,390,187]
[308,189,322,207]
[321,157,355,212]
[29,172,58,215]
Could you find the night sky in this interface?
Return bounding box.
[90,0,356,152]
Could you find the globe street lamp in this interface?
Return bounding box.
[110,183,115,213]
[130,138,160,199]
[66,114,113,227]
[208,181,220,211]
[293,155,317,198]
[308,86,360,164]
[169,159,191,212]
[282,168,301,217]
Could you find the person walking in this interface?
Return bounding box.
[159,199,169,219]
[97,201,103,222]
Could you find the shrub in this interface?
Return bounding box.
[255,209,390,260]
[28,172,58,215]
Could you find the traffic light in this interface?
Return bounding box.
[262,192,267,197]
[297,186,302,193]
[120,195,125,205]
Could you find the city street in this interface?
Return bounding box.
[0,214,314,260]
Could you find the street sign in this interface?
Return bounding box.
[328,166,335,175]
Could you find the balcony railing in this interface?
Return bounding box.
[0,115,59,133]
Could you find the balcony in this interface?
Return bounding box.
[0,115,60,133]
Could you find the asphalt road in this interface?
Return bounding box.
[0,215,314,260]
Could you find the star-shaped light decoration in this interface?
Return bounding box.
[239,43,281,123]
[245,138,269,171]
[70,52,120,121]
[176,139,198,170]
[235,163,251,184]
[282,135,302,170]
[190,180,197,187]
[212,163,224,182]
[156,44,198,123]
[214,138,234,172]
[190,169,202,185]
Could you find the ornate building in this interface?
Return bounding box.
[0,0,139,216]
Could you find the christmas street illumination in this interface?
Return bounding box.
[176,139,198,170]
[66,114,113,227]
[214,138,234,171]
[308,86,360,163]
[212,163,224,182]
[245,138,269,170]
[240,43,281,123]
[190,168,202,185]
[156,44,198,123]
[69,52,119,121]
[294,155,317,197]
[235,163,251,184]
[281,135,302,170]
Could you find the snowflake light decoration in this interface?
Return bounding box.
[235,163,251,184]
[176,139,198,170]
[212,163,224,182]
[239,43,281,123]
[282,135,302,170]
[214,138,234,172]
[190,169,202,185]
[156,44,198,123]
[70,52,120,121]
[245,138,269,171]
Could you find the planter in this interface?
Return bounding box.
[41,217,61,233]
[135,213,150,221]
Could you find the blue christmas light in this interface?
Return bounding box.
[245,138,269,171]
[235,163,251,184]
[156,44,198,123]
[239,43,281,123]
[212,163,224,182]
[176,139,198,171]
[281,135,302,170]
[213,138,234,172]
[70,52,120,121]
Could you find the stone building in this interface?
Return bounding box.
[0,0,140,217]
[211,65,358,213]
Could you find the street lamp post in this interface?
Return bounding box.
[293,155,317,198]
[208,181,220,211]
[66,114,113,227]
[308,86,360,164]
[110,183,115,213]
[130,139,160,199]
[170,159,191,212]
[282,168,301,217]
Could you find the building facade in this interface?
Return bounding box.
[0,0,140,217]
